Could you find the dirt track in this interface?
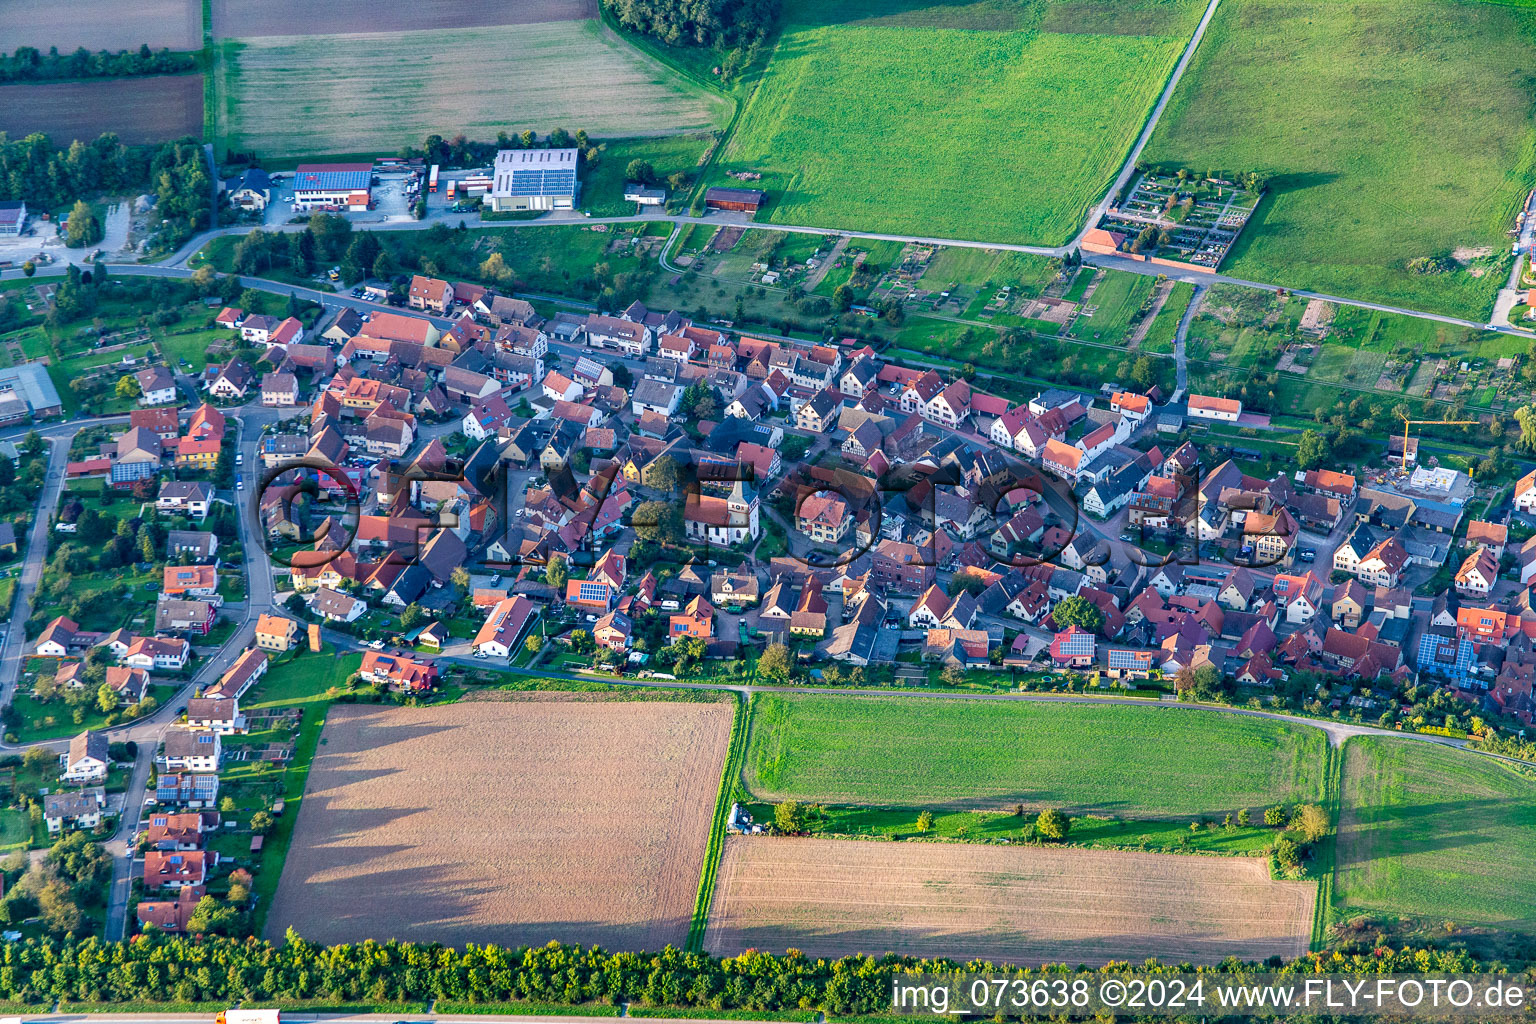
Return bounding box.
[267,699,732,949]
[0,76,203,146]
[705,837,1314,965]
[212,0,595,37]
[0,0,200,51]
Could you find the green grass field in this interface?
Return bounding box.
[1142,0,1536,319]
[744,694,1328,817]
[1140,280,1195,352]
[1070,268,1156,344]
[1336,738,1536,930]
[580,134,713,217]
[713,0,1206,244]
[215,22,731,157]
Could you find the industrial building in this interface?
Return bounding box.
[486,149,578,212]
[291,163,373,211]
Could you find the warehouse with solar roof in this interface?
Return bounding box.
[487,148,579,213]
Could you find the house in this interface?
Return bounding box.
[683,479,760,547]
[1042,438,1084,479]
[156,481,212,519]
[796,492,850,545]
[308,587,365,623]
[144,811,218,851]
[154,772,221,807]
[137,889,204,933]
[254,614,299,652]
[1271,572,1324,624]
[631,379,682,417]
[711,570,761,607]
[359,651,438,691]
[1187,394,1242,422]
[122,636,190,672]
[135,365,178,406]
[1049,626,1095,667]
[1105,648,1154,680]
[143,850,215,890]
[163,564,218,599]
[261,372,299,407]
[795,390,841,433]
[908,585,952,629]
[670,595,715,640]
[1517,468,1536,514]
[593,611,633,651]
[1455,547,1499,599]
[474,595,539,660]
[0,200,24,236]
[1355,536,1409,588]
[167,530,218,561]
[61,730,110,782]
[44,788,106,833]
[584,314,651,357]
[186,697,242,734]
[1109,391,1151,424]
[204,647,267,700]
[1466,520,1509,559]
[224,167,270,210]
[105,666,149,704]
[159,730,222,772]
[155,599,217,636]
[207,359,254,400]
[408,275,454,314]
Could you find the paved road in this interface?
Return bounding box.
[1171,282,1207,399]
[1066,0,1225,252]
[0,433,73,711]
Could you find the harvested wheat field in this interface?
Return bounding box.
[215,22,730,157]
[267,697,733,949]
[0,0,200,52]
[213,0,594,37]
[705,837,1314,965]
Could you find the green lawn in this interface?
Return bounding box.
[580,134,713,217]
[1336,738,1536,930]
[1140,280,1195,353]
[1142,0,1536,319]
[744,694,1328,817]
[713,0,1207,244]
[1069,268,1156,344]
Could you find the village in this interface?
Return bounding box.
[0,144,1528,943]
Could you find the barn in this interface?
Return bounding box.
[705,187,765,213]
[291,164,373,211]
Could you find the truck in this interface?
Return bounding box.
[428,163,440,193]
[446,179,457,202]
[216,1011,281,1024]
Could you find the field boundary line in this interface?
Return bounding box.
[1310,741,1345,950]
[686,691,749,952]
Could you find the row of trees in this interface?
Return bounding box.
[0,932,1485,1008]
[0,45,196,84]
[604,0,779,60]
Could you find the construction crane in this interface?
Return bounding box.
[1398,413,1478,471]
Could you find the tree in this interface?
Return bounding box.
[95,683,117,714]
[1291,803,1330,842]
[186,894,237,935]
[915,810,934,833]
[1264,805,1286,827]
[23,746,53,770]
[649,455,680,493]
[568,629,594,654]
[524,634,543,656]
[450,566,471,592]
[64,199,102,248]
[1272,836,1301,871]
[1296,429,1331,471]
[1237,807,1251,827]
[219,796,237,814]
[632,500,682,546]
[831,283,854,311]
[371,249,396,281]
[1130,355,1156,391]
[249,811,274,836]
[1035,808,1070,841]
[399,603,425,630]
[21,260,35,278]
[625,159,655,185]
[35,878,81,935]
[545,552,568,589]
[773,800,801,833]
[1051,595,1105,634]
[757,642,793,684]
[114,375,140,400]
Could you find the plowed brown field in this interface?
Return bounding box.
[0,0,200,51]
[211,0,594,37]
[267,698,732,949]
[705,837,1314,965]
[0,76,202,145]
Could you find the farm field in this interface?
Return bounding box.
[1336,739,1536,931]
[712,0,1207,244]
[745,694,1326,816]
[1141,0,1536,320]
[0,76,203,146]
[580,134,712,217]
[266,696,733,948]
[0,0,200,52]
[212,0,594,37]
[213,22,731,158]
[704,837,1314,964]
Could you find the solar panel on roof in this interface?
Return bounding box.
[503,169,577,197]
